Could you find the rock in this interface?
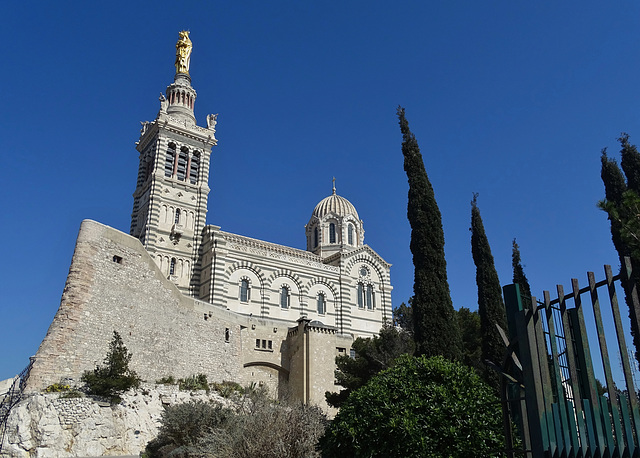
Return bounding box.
[0,384,231,457]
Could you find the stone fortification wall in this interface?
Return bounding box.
[24,219,356,414]
[27,220,244,392]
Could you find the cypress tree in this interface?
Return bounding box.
[398,106,461,360]
[470,194,508,390]
[620,133,640,194]
[600,136,640,369]
[600,148,628,258]
[512,239,532,303]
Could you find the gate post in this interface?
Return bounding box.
[503,284,550,457]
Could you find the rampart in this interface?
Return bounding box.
[26,220,350,412]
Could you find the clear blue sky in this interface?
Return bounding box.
[2,2,640,381]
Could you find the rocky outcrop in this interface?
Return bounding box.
[1,385,233,457]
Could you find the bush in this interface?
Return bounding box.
[199,396,326,458]
[145,400,230,457]
[145,390,327,458]
[60,389,84,398]
[320,355,506,458]
[156,376,176,385]
[81,331,141,403]
[178,374,209,392]
[210,380,243,398]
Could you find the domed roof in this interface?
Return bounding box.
[312,185,359,220]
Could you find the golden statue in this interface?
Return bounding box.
[175,31,192,75]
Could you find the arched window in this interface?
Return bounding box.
[329,223,336,244]
[165,144,176,177]
[317,293,326,315]
[348,224,354,245]
[169,258,176,276]
[280,286,290,309]
[314,227,319,248]
[177,148,188,181]
[366,284,375,310]
[189,152,200,184]
[357,283,364,308]
[240,279,250,302]
[174,208,181,224]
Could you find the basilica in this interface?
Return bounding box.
[26,32,393,412]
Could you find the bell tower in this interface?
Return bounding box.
[130,31,218,296]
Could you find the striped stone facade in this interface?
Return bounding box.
[28,37,393,413]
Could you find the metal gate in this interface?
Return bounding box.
[502,259,640,458]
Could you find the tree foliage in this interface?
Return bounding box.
[320,355,506,458]
[599,134,640,368]
[394,299,414,333]
[398,106,461,360]
[512,238,532,302]
[326,323,414,408]
[620,133,640,194]
[601,190,640,260]
[470,195,508,391]
[456,306,482,374]
[81,330,141,403]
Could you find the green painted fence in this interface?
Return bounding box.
[502,259,640,458]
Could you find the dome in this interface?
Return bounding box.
[312,188,359,220]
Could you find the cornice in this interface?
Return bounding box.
[219,231,319,261]
[136,115,217,151]
[342,245,392,269]
[217,230,340,273]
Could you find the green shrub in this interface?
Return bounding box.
[81,331,141,404]
[145,391,327,458]
[197,394,326,458]
[178,374,209,392]
[145,400,230,457]
[60,389,84,398]
[320,355,506,458]
[156,376,176,385]
[211,380,243,398]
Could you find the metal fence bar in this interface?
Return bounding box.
[532,294,557,455]
[599,395,615,454]
[622,257,640,372]
[570,276,603,456]
[619,394,635,456]
[605,264,638,451]
[587,271,614,452]
[621,259,640,447]
[558,283,586,453]
[544,289,570,455]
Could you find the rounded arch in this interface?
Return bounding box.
[243,361,290,378]
[344,252,387,284]
[225,261,267,287]
[305,277,338,299]
[266,269,303,292]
